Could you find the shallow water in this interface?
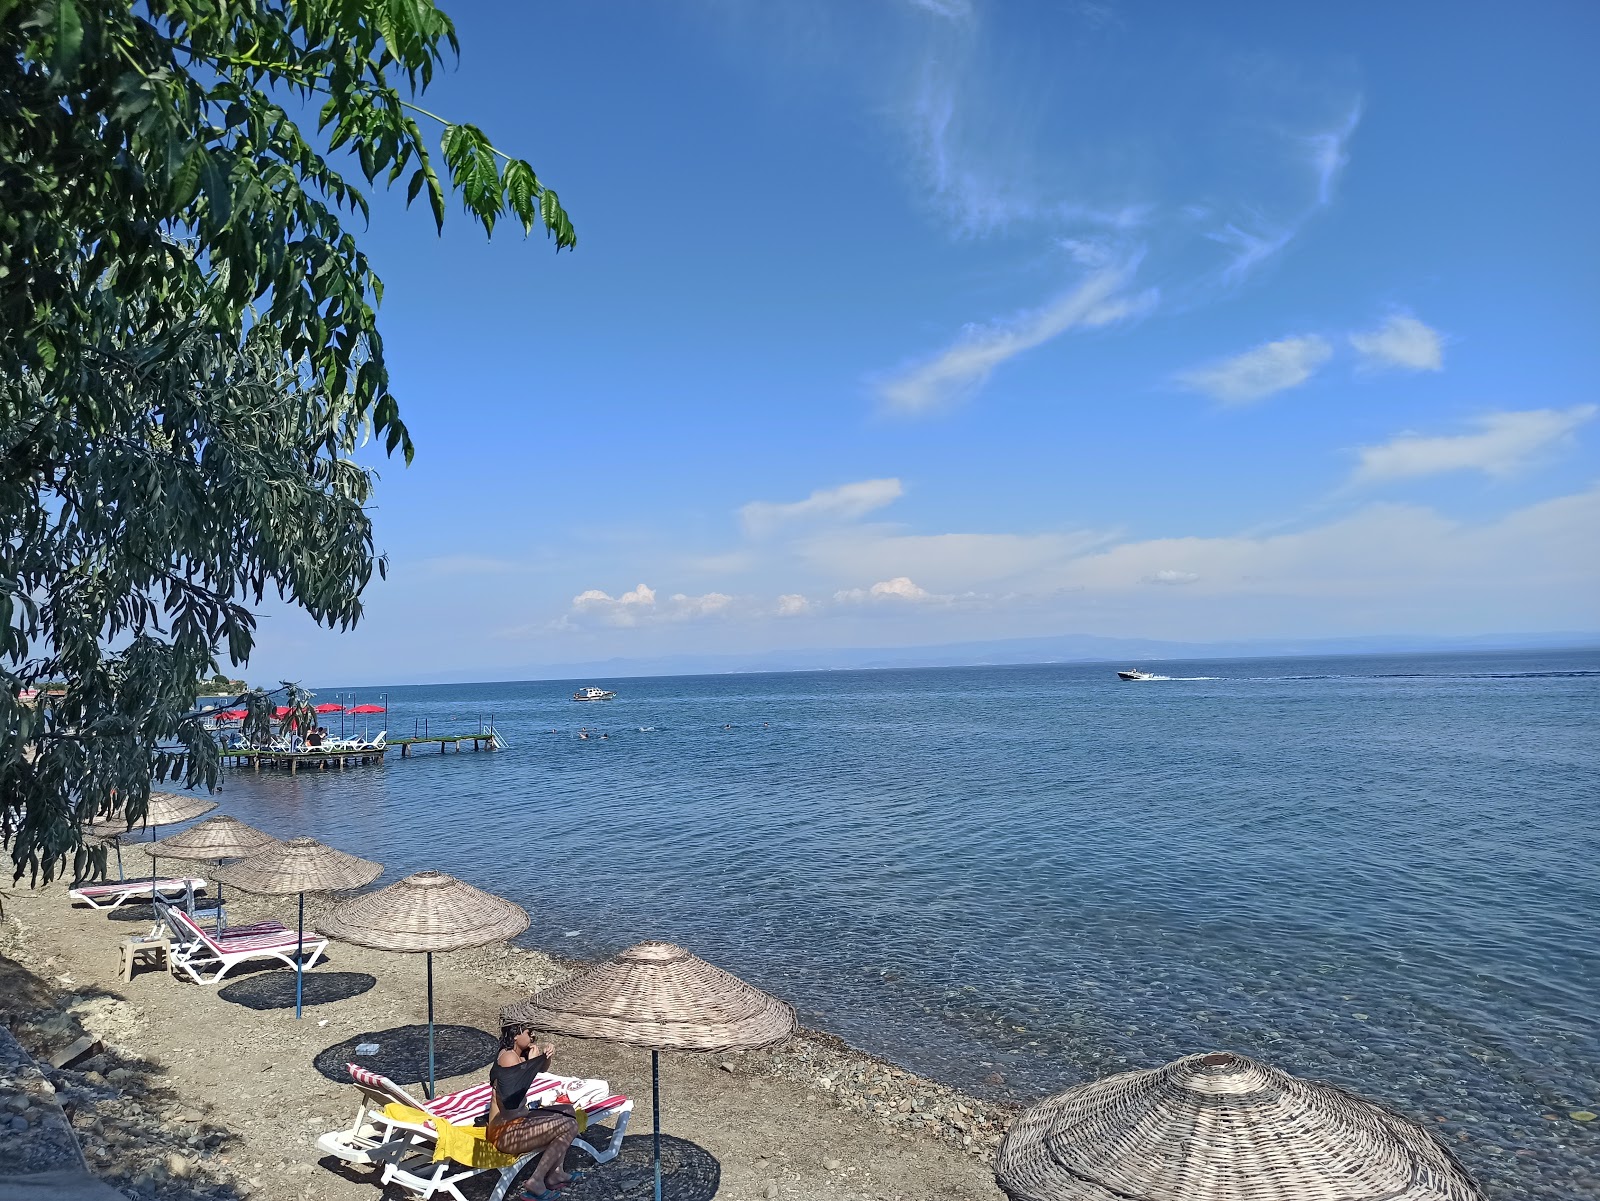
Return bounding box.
[203,648,1599,1198]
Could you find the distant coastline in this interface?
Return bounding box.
[324,631,1600,689]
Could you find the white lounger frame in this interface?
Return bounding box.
[161,904,328,985]
[316,1068,631,1201]
[67,876,209,910]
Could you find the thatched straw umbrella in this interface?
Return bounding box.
[135,815,278,931]
[995,1050,1484,1201]
[502,941,795,1201]
[90,791,218,885]
[215,837,382,1019]
[321,870,528,1097]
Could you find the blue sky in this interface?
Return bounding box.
[250,1,1598,684]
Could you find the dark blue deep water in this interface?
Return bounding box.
[205,648,1599,1198]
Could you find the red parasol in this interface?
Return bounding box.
[273,705,293,718]
[216,708,247,720]
[349,704,386,714]
[314,703,345,714]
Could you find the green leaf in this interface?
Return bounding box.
[49,0,83,84]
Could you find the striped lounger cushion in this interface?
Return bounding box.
[344,1064,621,1127]
[75,878,195,898]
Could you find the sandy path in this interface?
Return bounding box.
[1,883,1010,1201]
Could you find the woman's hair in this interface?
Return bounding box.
[499,1023,532,1050]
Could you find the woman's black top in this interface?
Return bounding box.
[490,1052,549,1111]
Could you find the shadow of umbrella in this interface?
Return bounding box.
[218,970,377,1011]
[558,1134,720,1201]
[313,1024,499,1089]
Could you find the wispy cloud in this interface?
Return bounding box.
[1179,335,1333,405]
[1353,406,1597,484]
[878,267,1155,414]
[416,555,522,577]
[904,0,973,22]
[1208,103,1363,283]
[740,478,904,536]
[1351,314,1445,372]
[1308,103,1362,205]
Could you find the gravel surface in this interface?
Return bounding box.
[1,884,1009,1201]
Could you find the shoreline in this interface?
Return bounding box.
[1,881,1013,1201]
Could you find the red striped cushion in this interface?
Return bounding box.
[585,1094,628,1117]
[429,1083,493,1122]
[347,1063,394,1091]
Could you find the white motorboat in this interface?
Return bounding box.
[1117,669,1161,681]
[571,686,617,702]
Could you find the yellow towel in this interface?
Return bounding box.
[381,1103,588,1169]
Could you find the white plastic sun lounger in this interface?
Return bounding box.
[316,1062,631,1201]
[68,876,208,910]
[163,905,328,985]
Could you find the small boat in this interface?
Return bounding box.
[571,687,616,702]
[1117,669,1160,681]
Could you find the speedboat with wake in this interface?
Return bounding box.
[1116,669,1163,681]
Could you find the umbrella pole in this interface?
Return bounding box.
[652,1049,662,1201]
[295,892,305,1020]
[426,951,436,1100]
[114,842,123,881]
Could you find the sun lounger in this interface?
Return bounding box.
[160,904,327,985]
[316,1062,631,1201]
[68,877,208,911]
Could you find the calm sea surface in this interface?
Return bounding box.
[202,649,1598,1198]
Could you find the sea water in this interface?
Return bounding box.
[206,648,1600,1198]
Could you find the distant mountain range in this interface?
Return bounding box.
[441,630,1599,685]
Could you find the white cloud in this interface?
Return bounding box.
[1353,407,1597,484]
[775,594,813,617]
[571,583,658,626]
[878,268,1156,414]
[1149,570,1200,585]
[568,584,745,626]
[666,592,734,619]
[834,576,936,603]
[1350,315,1445,372]
[1179,335,1333,404]
[741,478,904,536]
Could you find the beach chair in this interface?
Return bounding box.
[315,1062,632,1201]
[160,904,328,985]
[68,876,208,911]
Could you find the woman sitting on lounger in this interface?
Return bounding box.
[486,1027,577,1197]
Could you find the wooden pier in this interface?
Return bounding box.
[391,732,501,757]
[220,731,500,773]
[222,747,389,774]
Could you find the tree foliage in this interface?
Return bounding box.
[1,0,575,882]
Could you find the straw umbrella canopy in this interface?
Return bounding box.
[215,837,382,1019]
[89,791,218,883]
[322,870,529,1097]
[133,815,278,931]
[502,941,795,1201]
[994,1051,1484,1201]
